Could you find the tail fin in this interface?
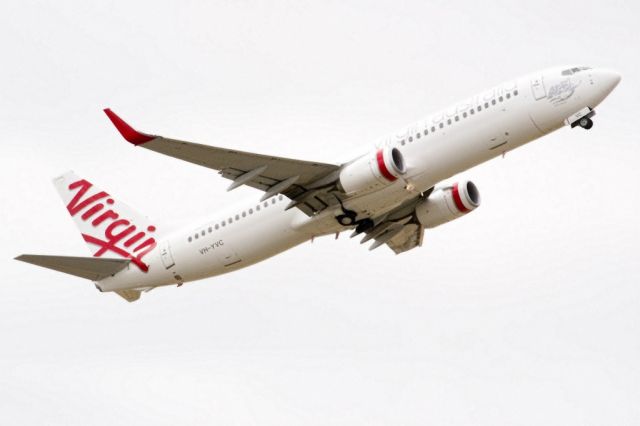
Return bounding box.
[52,171,160,272]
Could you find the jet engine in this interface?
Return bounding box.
[338,147,406,195]
[415,180,480,228]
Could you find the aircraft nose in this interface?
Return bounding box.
[598,68,622,93]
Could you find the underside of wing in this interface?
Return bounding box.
[353,194,428,254]
[104,109,342,216]
[384,223,424,254]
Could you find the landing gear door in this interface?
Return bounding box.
[159,240,175,269]
[531,75,547,100]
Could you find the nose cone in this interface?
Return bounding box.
[598,68,622,94]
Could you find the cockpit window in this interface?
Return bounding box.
[561,66,591,76]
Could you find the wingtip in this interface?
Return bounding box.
[103,108,156,145]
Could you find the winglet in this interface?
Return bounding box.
[103,108,156,145]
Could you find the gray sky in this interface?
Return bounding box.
[1,0,639,424]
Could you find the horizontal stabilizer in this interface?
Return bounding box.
[115,289,141,302]
[15,255,130,281]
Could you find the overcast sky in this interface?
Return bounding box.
[1,1,639,424]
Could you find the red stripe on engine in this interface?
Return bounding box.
[376,149,397,182]
[452,183,469,213]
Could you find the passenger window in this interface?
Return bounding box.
[229,218,233,224]
[195,233,199,239]
[208,227,212,233]
[201,230,205,236]
[235,214,240,220]
[439,123,444,128]
[506,93,511,99]
[188,237,192,242]
[484,102,489,108]
[400,140,405,145]
[271,198,276,204]
[463,112,467,118]
[263,202,268,207]
[514,90,519,96]
[492,99,496,105]
[455,116,459,121]
[256,205,261,211]
[409,136,413,142]
[499,96,504,102]
[222,221,226,226]
[242,211,246,217]
[431,126,436,132]
[477,105,482,111]
[278,195,283,200]
[215,224,219,230]
[416,133,420,139]
[470,109,475,115]
[447,119,451,125]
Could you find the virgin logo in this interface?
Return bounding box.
[67,179,156,272]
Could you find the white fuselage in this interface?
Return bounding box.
[98,66,620,292]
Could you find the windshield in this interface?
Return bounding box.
[561,66,591,76]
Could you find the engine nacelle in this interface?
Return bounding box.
[338,147,406,195]
[415,180,480,228]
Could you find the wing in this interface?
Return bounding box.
[104,109,342,216]
[354,194,428,254]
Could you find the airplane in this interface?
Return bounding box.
[16,65,621,302]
